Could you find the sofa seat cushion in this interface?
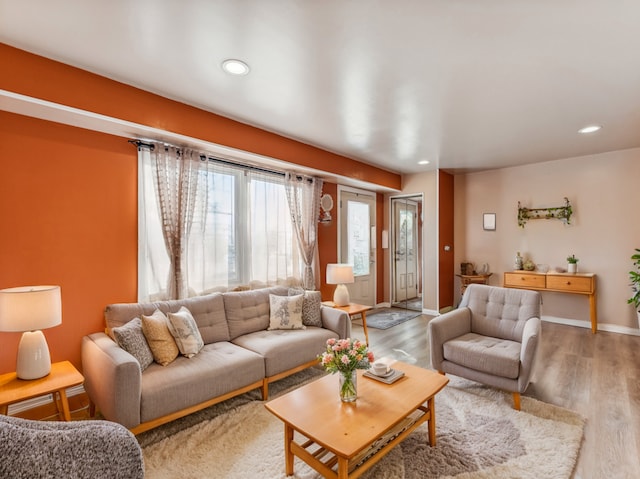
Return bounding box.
[139,342,264,423]
[232,327,337,377]
[443,333,521,379]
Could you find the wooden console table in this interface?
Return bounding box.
[503,271,597,333]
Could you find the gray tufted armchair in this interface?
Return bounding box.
[0,414,144,478]
[428,284,542,410]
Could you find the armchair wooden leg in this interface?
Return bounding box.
[512,392,521,411]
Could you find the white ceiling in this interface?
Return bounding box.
[2,0,640,174]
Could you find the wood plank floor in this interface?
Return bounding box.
[352,314,640,479]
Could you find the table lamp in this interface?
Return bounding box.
[326,264,354,306]
[0,285,62,380]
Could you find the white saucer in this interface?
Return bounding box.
[372,368,394,378]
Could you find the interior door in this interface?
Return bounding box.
[339,190,376,306]
[393,199,418,302]
[390,195,423,311]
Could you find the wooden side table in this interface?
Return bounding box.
[456,273,493,295]
[322,302,373,344]
[0,360,84,421]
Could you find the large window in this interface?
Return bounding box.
[138,146,300,301]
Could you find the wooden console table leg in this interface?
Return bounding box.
[589,293,597,334]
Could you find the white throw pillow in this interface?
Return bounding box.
[268,294,305,330]
[167,306,205,358]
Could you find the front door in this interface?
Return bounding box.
[339,189,376,306]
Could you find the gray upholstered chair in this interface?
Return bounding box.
[0,414,144,478]
[429,284,541,410]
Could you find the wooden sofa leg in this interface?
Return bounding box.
[88,400,96,418]
[512,392,521,411]
[261,380,269,400]
[437,371,446,376]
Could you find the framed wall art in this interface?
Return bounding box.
[483,213,496,231]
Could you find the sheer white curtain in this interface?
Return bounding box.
[285,173,323,290]
[248,171,301,286]
[139,143,203,300]
[138,144,302,301]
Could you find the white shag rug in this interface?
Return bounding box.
[143,374,584,479]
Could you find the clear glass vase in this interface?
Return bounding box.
[339,370,357,402]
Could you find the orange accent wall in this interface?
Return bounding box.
[0,44,401,191]
[0,44,397,374]
[438,170,455,309]
[317,183,339,302]
[0,111,137,373]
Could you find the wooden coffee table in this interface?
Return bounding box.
[265,361,449,479]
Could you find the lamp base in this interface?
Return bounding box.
[16,330,52,380]
[333,284,351,307]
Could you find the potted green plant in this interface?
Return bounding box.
[628,249,640,327]
[567,254,579,274]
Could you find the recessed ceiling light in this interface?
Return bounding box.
[418,160,430,165]
[221,59,250,76]
[578,125,602,134]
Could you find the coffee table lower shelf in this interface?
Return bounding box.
[287,404,430,479]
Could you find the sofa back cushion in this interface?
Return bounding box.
[105,293,230,344]
[223,286,288,339]
[459,284,540,342]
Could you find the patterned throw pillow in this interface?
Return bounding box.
[141,309,179,366]
[167,306,204,358]
[289,289,323,327]
[268,294,305,330]
[112,317,154,371]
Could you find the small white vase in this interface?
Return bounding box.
[567,263,577,274]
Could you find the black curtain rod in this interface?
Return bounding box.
[129,139,313,182]
[199,154,285,178]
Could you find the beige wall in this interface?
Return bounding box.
[454,147,640,332]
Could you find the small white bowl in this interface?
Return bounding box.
[371,362,388,376]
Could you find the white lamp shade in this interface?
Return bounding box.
[0,285,62,332]
[326,264,354,285]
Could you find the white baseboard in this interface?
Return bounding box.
[7,384,86,416]
[542,315,640,337]
[374,301,437,317]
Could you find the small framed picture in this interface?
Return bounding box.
[483,213,496,231]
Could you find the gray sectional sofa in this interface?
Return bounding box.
[81,286,350,434]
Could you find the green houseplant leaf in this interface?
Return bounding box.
[628,249,640,311]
